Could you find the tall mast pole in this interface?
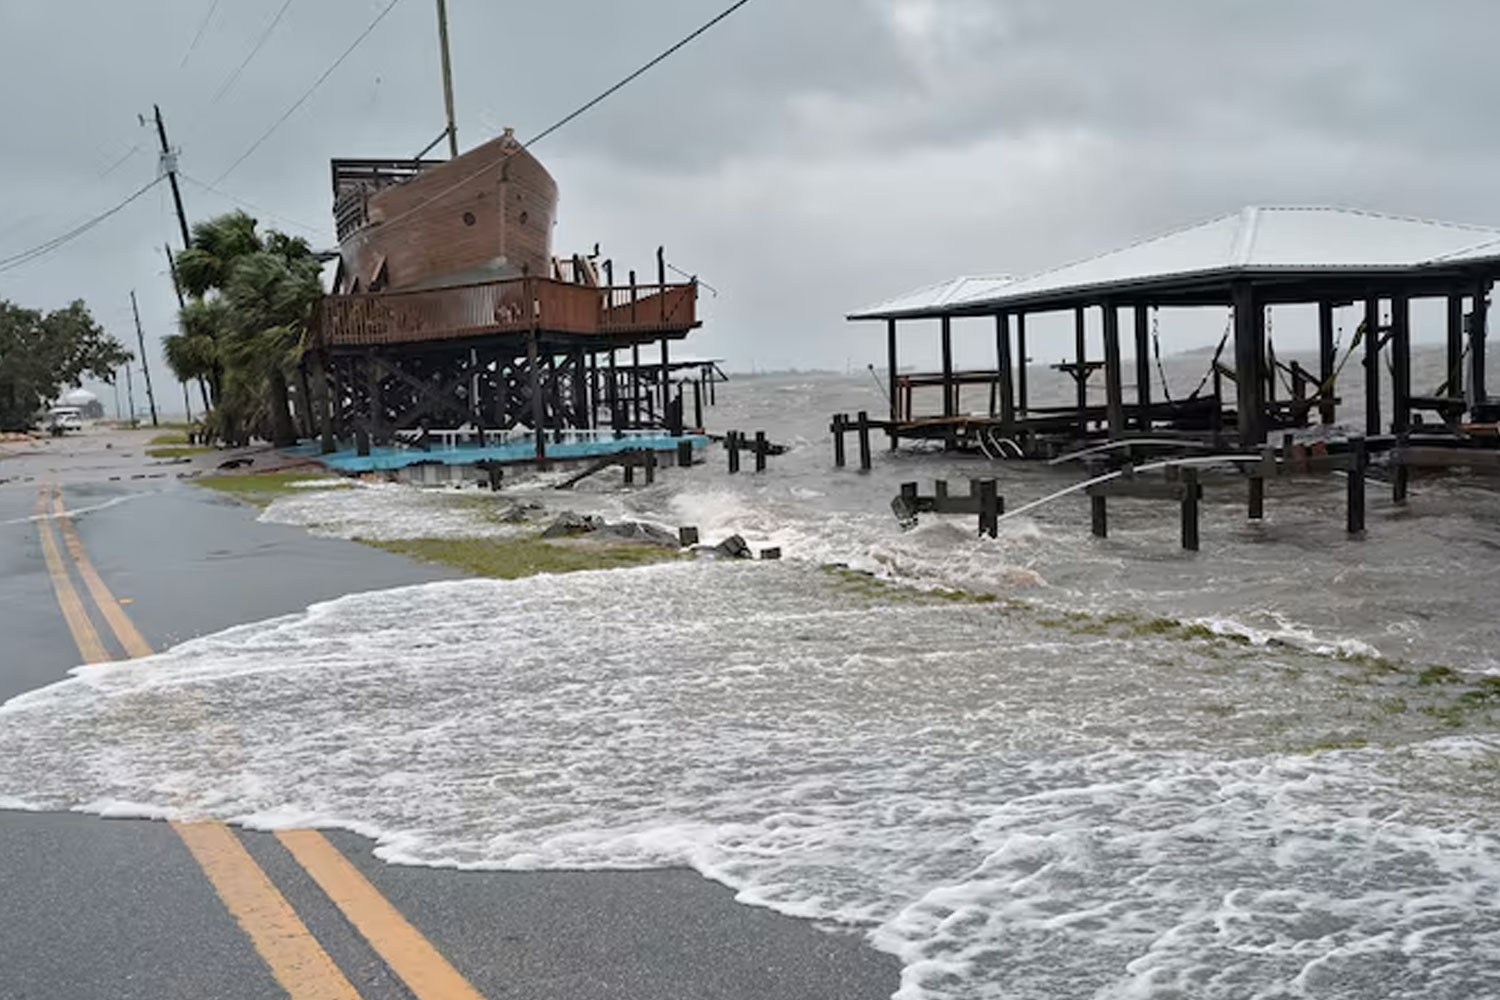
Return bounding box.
[435,0,458,157]
[130,290,160,428]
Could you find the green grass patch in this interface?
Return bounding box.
[147,445,214,459]
[194,471,346,507]
[149,430,191,446]
[363,536,680,579]
[1418,664,1462,686]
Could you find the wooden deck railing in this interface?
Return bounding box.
[314,277,698,348]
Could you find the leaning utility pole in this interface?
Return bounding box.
[435,0,458,157]
[130,291,159,428]
[164,242,192,422]
[152,105,191,249]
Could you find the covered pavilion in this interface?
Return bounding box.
[849,206,1500,453]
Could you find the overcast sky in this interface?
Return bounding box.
[2,0,1498,411]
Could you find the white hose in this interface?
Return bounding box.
[1048,438,1221,466]
[995,454,1260,524]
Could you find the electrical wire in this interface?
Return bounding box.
[181,0,225,68]
[212,0,405,185]
[370,0,759,242]
[212,0,296,105]
[0,177,163,275]
[180,173,324,237]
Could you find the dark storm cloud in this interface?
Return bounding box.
[3,0,1499,386]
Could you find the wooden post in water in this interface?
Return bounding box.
[693,379,704,431]
[1074,306,1088,435]
[1471,278,1489,408]
[1090,494,1108,538]
[977,478,999,538]
[1392,437,1409,504]
[644,448,656,485]
[727,431,741,474]
[1391,292,1411,435]
[1447,295,1465,404]
[677,439,693,467]
[832,414,846,467]
[1318,301,1336,425]
[1181,467,1201,552]
[623,453,635,486]
[1015,313,1029,418]
[1363,297,1381,436]
[755,431,768,473]
[1135,305,1152,432]
[1103,302,1125,439]
[887,319,900,449]
[1347,435,1367,535]
[857,411,872,472]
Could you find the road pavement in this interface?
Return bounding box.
[0,427,900,999]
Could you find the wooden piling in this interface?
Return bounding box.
[1318,301,1336,425]
[1392,436,1409,504]
[677,440,693,467]
[832,414,846,468]
[857,411,872,472]
[624,454,635,485]
[1181,467,1201,551]
[727,431,741,474]
[644,448,656,485]
[679,526,700,547]
[693,379,703,431]
[977,478,999,538]
[1091,494,1108,538]
[755,431,768,473]
[1347,435,1367,535]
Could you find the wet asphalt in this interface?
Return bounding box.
[0,430,899,1000]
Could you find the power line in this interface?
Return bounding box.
[211,0,296,105]
[212,0,405,186]
[372,0,759,241]
[180,173,324,237]
[0,177,164,275]
[525,0,756,149]
[181,0,225,68]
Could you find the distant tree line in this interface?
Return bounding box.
[163,211,323,447]
[0,300,131,431]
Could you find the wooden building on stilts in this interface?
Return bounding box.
[849,206,1500,460]
[307,132,712,466]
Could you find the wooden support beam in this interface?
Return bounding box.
[940,316,955,418]
[887,319,899,448]
[1074,306,1087,435]
[755,430,768,473]
[1102,302,1125,439]
[1347,435,1366,535]
[1318,301,1336,425]
[857,410,872,472]
[1471,279,1489,407]
[1446,295,1465,402]
[527,332,546,466]
[1090,494,1108,538]
[977,478,999,538]
[660,335,671,419]
[1232,282,1265,447]
[1180,467,1200,551]
[1134,305,1151,432]
[1016,313,1029,416]
[1391,293,1411,434]
[995,312,1015,426]
[832,413,846,467]
[727,430,741,474]
[1364,296,1381,435]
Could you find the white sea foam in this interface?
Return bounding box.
[260,481,531,541]
[2,562,1497,999]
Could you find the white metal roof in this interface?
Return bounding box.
[848,206,1500,319]
[847,274,1013,321]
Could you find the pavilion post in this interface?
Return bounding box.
[1232,281,1265,448]
[631,343,642,428]
[607,349,620,435]
[1134,305,1151,432]
[1470,278,1490,409]
[1318,301,1336,425]
[1390,292,1411,434]
[1074,306,1087,435]
[995,312,1015,427]
[886,319,899,448]
[1446,295,1465,400]
[527,331,547,466]
[1015,313,1028,416]
[1363,296,1381,435]
[940,316,955,417]
[660,335,671,419]
[1102,302,1125,439]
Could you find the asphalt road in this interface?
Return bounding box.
[0,429,900,1000]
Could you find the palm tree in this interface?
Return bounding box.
[165,212,323,447]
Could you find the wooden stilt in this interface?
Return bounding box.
[677,440,693,467]
[1134,305,1151,432]
[1347,435,1367,535]
[832,414,846,467]
[727,431,741,474]
[1180,467,1201,552]
[1364,296,1381,436]
[978,478,998,538]
[940,316,955,419]
[857,410,872,472]
[1447,295,1465,404]
[1103,302,1125,438]
[527,331,547,467]
[755,431,768,473]
[1318,301,1336,425]
[1091,494,1108,538]
[1391,292,1411,434]
[1074,306,1087,435]
[1015,313,1029,417]
[887,319,899,448]
[996,312,1014,427]
[1232,282,1265,448]
[1470,279,1489,408]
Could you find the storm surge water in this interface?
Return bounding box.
[6,360,1500,998]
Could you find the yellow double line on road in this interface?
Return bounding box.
[34,485,486,1000]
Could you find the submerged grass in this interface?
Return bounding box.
[194,471,347,507]
[147,445,214,459]
[362,536,681,579]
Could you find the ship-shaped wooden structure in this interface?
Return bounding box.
[309,129,703,461]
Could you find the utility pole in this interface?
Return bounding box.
[152,105,191,248]
[130,291,159,428]
[164,242,192,423]
[435,0,458,157]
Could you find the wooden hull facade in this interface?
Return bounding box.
[334,131,558,294]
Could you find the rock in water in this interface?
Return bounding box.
[595,521,681,548]
[541,511,603,538]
